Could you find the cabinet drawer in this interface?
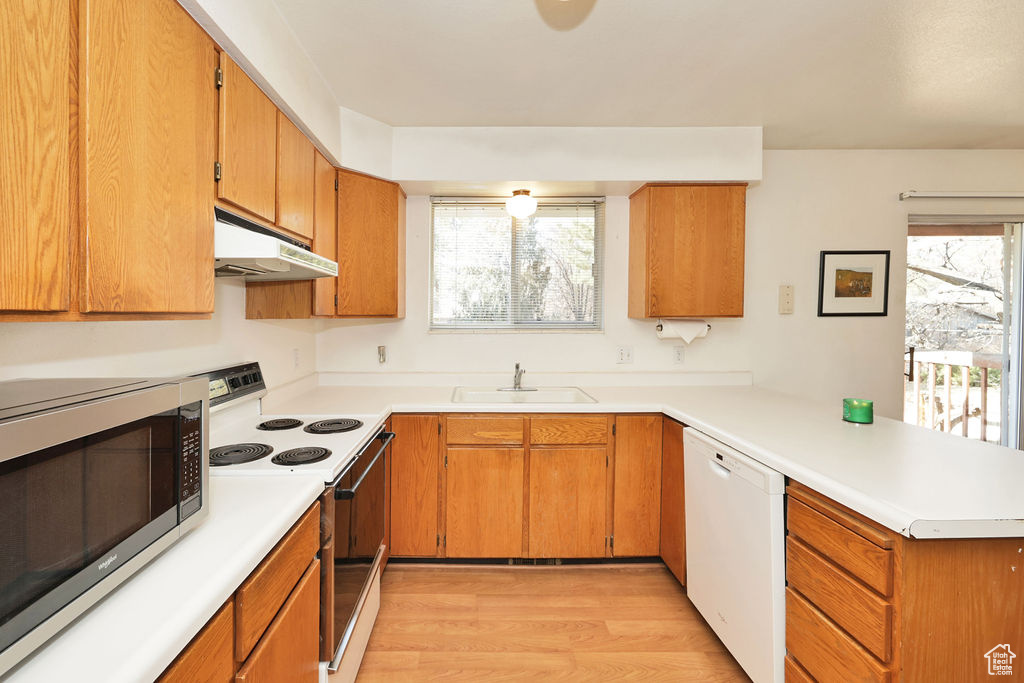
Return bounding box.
[784,655,815,683]
[530,416,608,445]
[159,599,234,683]
[235,560,320,683]
[787,497,893,596]
[446,417,524,445]
[235,502,320,662]
[787,537,892,662]
[786,588,890,683]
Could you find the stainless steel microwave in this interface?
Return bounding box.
[0,376,209,677]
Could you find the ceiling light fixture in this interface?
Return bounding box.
[505,189,538,218]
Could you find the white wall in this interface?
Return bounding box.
[316,150,1024,419]
[391,126,763,182]
[338,106,394,178]
[0,280,317,388]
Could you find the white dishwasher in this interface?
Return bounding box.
[684,428,785,683]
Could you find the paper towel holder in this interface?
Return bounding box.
[655,322,712,333]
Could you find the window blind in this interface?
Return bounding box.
[430,199,604,330]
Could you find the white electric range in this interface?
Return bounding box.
[193,362,391,678]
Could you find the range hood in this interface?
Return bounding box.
[214,208,338,281]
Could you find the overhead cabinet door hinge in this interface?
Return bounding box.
[215,66,223,89]
[335,177,339,191]
[214,161,222,182]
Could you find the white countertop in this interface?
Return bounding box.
[265,383,1024,539]
[5,475,325,683]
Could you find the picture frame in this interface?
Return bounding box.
[817,250,890,316]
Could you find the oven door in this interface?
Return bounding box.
[327,428,392,670]
[0,384,204,675]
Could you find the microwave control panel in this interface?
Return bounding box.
[179,400,203,520]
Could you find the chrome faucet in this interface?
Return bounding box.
[513,362,525,390]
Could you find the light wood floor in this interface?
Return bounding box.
[354,563,751,682]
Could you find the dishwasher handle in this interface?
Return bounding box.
[708,458,731,479]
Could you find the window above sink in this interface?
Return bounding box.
[430,198,605,331]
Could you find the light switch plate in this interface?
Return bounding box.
[616,346,634,364]
[779,285,794,314]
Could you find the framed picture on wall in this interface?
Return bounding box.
[817,250,890,316]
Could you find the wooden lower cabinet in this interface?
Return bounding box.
[390,413,675,560]
[158,600,235,683]
[235,560,320,683]
[528,447,608,558]
[445,447,525,558]
[158,503,321,682]
[659,417,685,584]
[234,503,320,661]
[389,414,441,557]
[785,481,1024,682]
[612,415,663,556]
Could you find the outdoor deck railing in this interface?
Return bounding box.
[905,349,1002,441]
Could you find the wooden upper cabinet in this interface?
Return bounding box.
[628,183,746,319]
[312,150,338,315]
[275,113,314,239]
[0,0,72,312]
[612,415,663,556]
[80,0,216,313]
[337,169,406,317]
[217,53,276,223]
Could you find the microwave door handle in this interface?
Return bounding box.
[335,431,394,500]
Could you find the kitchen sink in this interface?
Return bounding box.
[451,386,597,404]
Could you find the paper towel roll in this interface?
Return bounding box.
[656,319,710,344]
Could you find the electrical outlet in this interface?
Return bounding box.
[292,348,301,369]
[673,346,685,364]
[779,284,795,314]
[616,346,634,364]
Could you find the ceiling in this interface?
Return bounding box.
[272,0,1024,149]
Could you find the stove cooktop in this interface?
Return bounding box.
[209,412,384,481]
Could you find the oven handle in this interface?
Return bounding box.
[334,430,394,500]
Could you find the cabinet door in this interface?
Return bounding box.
[390,415,440,557]
[337,170,404,317]
[660,418,686,584]
[159,599,235,683]
[630,184,745,319]
[217,53,276,222]
[0,0,72,312]
[235,560,320,683]
[276,113,314,239]
[612,415,662,556]
[445,448,524,558]
[312,151,337,315]
[80,0,215,313]
[528,447,607,558]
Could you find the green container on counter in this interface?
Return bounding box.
[843,398,874,424]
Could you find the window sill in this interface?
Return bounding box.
[428,327,604,335]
